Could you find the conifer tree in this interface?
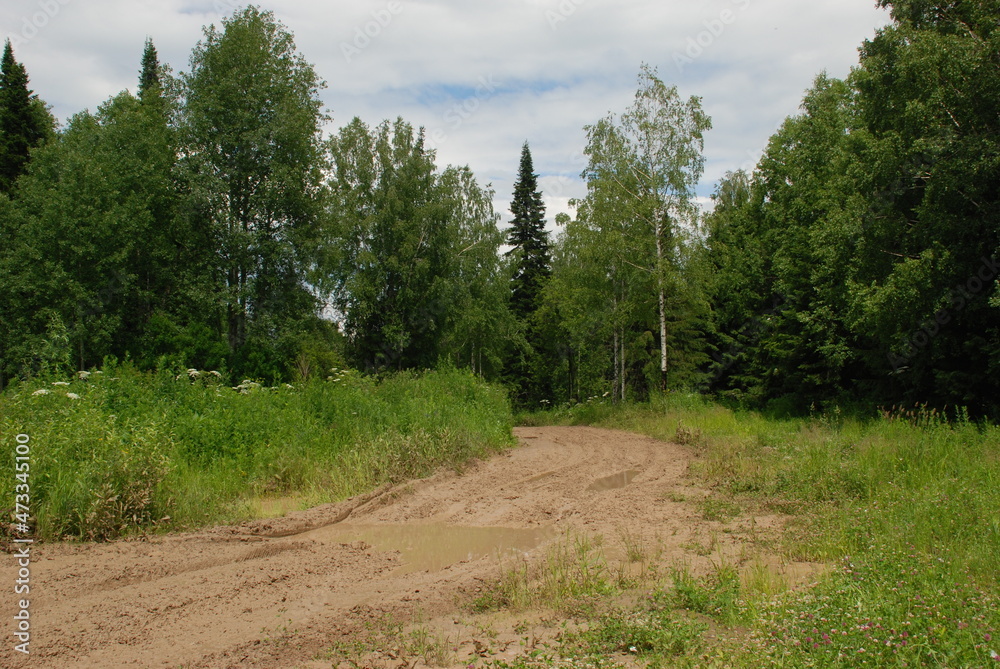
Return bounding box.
[138,38,161,102]
[507,142,551,320]
[505,142,554,405]
[0,40,48,195]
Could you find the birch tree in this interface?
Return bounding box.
[180,7,328,364]
[583,64,710,390]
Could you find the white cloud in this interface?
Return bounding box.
[1,0,891,226]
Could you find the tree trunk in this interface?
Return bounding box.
[656,219,668,392]
[620,333,626,401]
[613,329,620,403]
[568,344,576,403]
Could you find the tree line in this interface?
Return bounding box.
[0,8,515,387]
[1,1,997,418]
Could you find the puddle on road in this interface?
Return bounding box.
[302,523,556,574]
[587,470,640,492]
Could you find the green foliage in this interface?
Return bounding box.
[3,0,1000,454]
[472,533,616,616]
[544,64,712,405]
[745,546,999,667]
[703,1,1000,417]
[576,604,706,660]
[138,38,161,102]
[0,40,52,195]
[0,9,344,385]
[180,6,328,362]
[667,563,742,623]
[326,117,513,375]
[507,142,551,321]
[505,142,556,407]
[0,363,513,540]
[2,86,208,379]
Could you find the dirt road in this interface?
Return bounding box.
[1,426,802,668]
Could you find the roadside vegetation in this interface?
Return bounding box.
[472,395,1000,667]
[0,363,513,541]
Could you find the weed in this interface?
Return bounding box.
[662,489,687,503]
[0,363,514,540]
[618,527,647,563]
[408,625,453,667]
[674,421,702,446]
[667,562,742,624]
[473,532,617,616]
[573,605,706,660]
[699,498,741,522]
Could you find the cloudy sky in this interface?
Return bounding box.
[2,0,891,225]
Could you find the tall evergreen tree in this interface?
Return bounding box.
[507,142,550,320]
[504,142,555,405]
[0,40,49,195]
[138,38,161,102]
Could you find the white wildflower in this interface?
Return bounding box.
[32,389,50,396]
[233,380,261,394]
[187,369,201,379]
[77,371,91,380]
[284,384,294,389]
[66,393,80,400]
[208,370,222,378]
[52,381,70,387]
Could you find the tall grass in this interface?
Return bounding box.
[0,364,513,541]
[522,394,1000,666]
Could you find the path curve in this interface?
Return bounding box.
[1,426,789,669]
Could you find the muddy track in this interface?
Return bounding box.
[0,427,804,669]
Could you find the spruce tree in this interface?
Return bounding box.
[505,142,553,405]
[507,142,550,320]
[138,38,161,102]
[0,40,48,195]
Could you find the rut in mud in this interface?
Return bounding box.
[1,426,815,669]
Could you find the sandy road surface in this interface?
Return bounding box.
[1,426,799,669]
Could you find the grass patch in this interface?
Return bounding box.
[699,498,741,522]
[473,532,620,617]
[571,604,707,664]
[1,363,514,541]
[738,543,1000,667]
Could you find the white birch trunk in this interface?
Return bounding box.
[613,328,620,403]
[656,218,668,391]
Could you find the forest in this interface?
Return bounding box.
[1,0,998,419]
